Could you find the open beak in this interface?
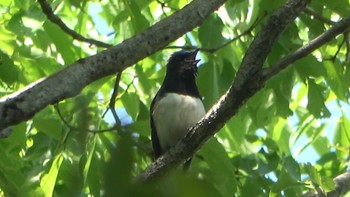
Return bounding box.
[186,48,201,64]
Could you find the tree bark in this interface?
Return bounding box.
[138,0,312,180]
[0,0,226,132]
[1,1,350,195]
[301,171,350,197]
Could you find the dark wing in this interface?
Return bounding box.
[150,92,163,159]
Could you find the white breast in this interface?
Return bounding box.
[152,93,205,151]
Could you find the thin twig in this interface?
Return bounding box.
[204,14,265,53]
[156,0,168,17]
[102,73,136,120]
[156,0,178,14]
[331,36,345,61]
[124,74,137,93]
[38,0,112,48]
[166,14,265,53]
[138,0,312,181]
[303,7,335,25]
[344,33,350,64]
[109,72,123,126]
[54,104,117,133]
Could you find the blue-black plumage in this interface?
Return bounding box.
[150,49,205,168]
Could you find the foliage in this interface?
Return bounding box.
[0,0,349,196]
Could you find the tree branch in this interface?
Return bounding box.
[108,72,123,127]
[38,0,112,48]
[138,2,350,182]
[54,104,117,133]
[166,15,264,53]
[303,7,335,25]
[138,0,312,181]
[263,17,350,79]
[301,171,350,197]
[0,0,226,133]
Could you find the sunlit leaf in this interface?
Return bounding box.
[324,61,348,101]
[122,0,149,34]
[0,0,349,196]
[40,153,64,197]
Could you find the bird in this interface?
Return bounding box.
[150,48,205,169]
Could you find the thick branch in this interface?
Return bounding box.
[138,0,311,181]
[38,0,112,48]
[0,0,226,131]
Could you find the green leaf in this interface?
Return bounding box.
[299,15,325,37]
[22,5,45,31]
[198,14,226,48]
[316,0,350,16]
[0,50,18,84]
[270,119,292,154]
[0,0,11,5]
[271,156,301,193]
[155,174,221,197]
[32,30,51,51]
[198,138,237,196]
[322,176,335,192]
[7,10,29,37]
[311,134,329,156]
[86,153,102,197]
[324,61,348,101]
[40,153,64,197]
[112,10,129,26]
[218,114,251,154]
[241,178,264,196]
[197,59,222,108]
[333,115,350,148]
[267,67,294,118]
[247,89,276,128]
[294,56,326,83]
[43,22,78,64]
[284,156,301,181]
[14,0,30,9]
[104,133,133,196]
[83,136,96,185]
[125,120,150,137]
[256,147,280,175]
[33,116,63,140]
[303,163,322,186]
[122,0,149,33]
[1,122,27,151]
[307,79,331,118]
[0,148,25,194]
[121,92,140,121]
[296,123,328,157]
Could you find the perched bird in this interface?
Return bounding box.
[150,49,205,168]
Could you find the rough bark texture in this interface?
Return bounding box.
[138,0,312,181]
[0,0,226,131]
[1,1,350,194]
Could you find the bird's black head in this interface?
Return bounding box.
[166,49,201,78]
